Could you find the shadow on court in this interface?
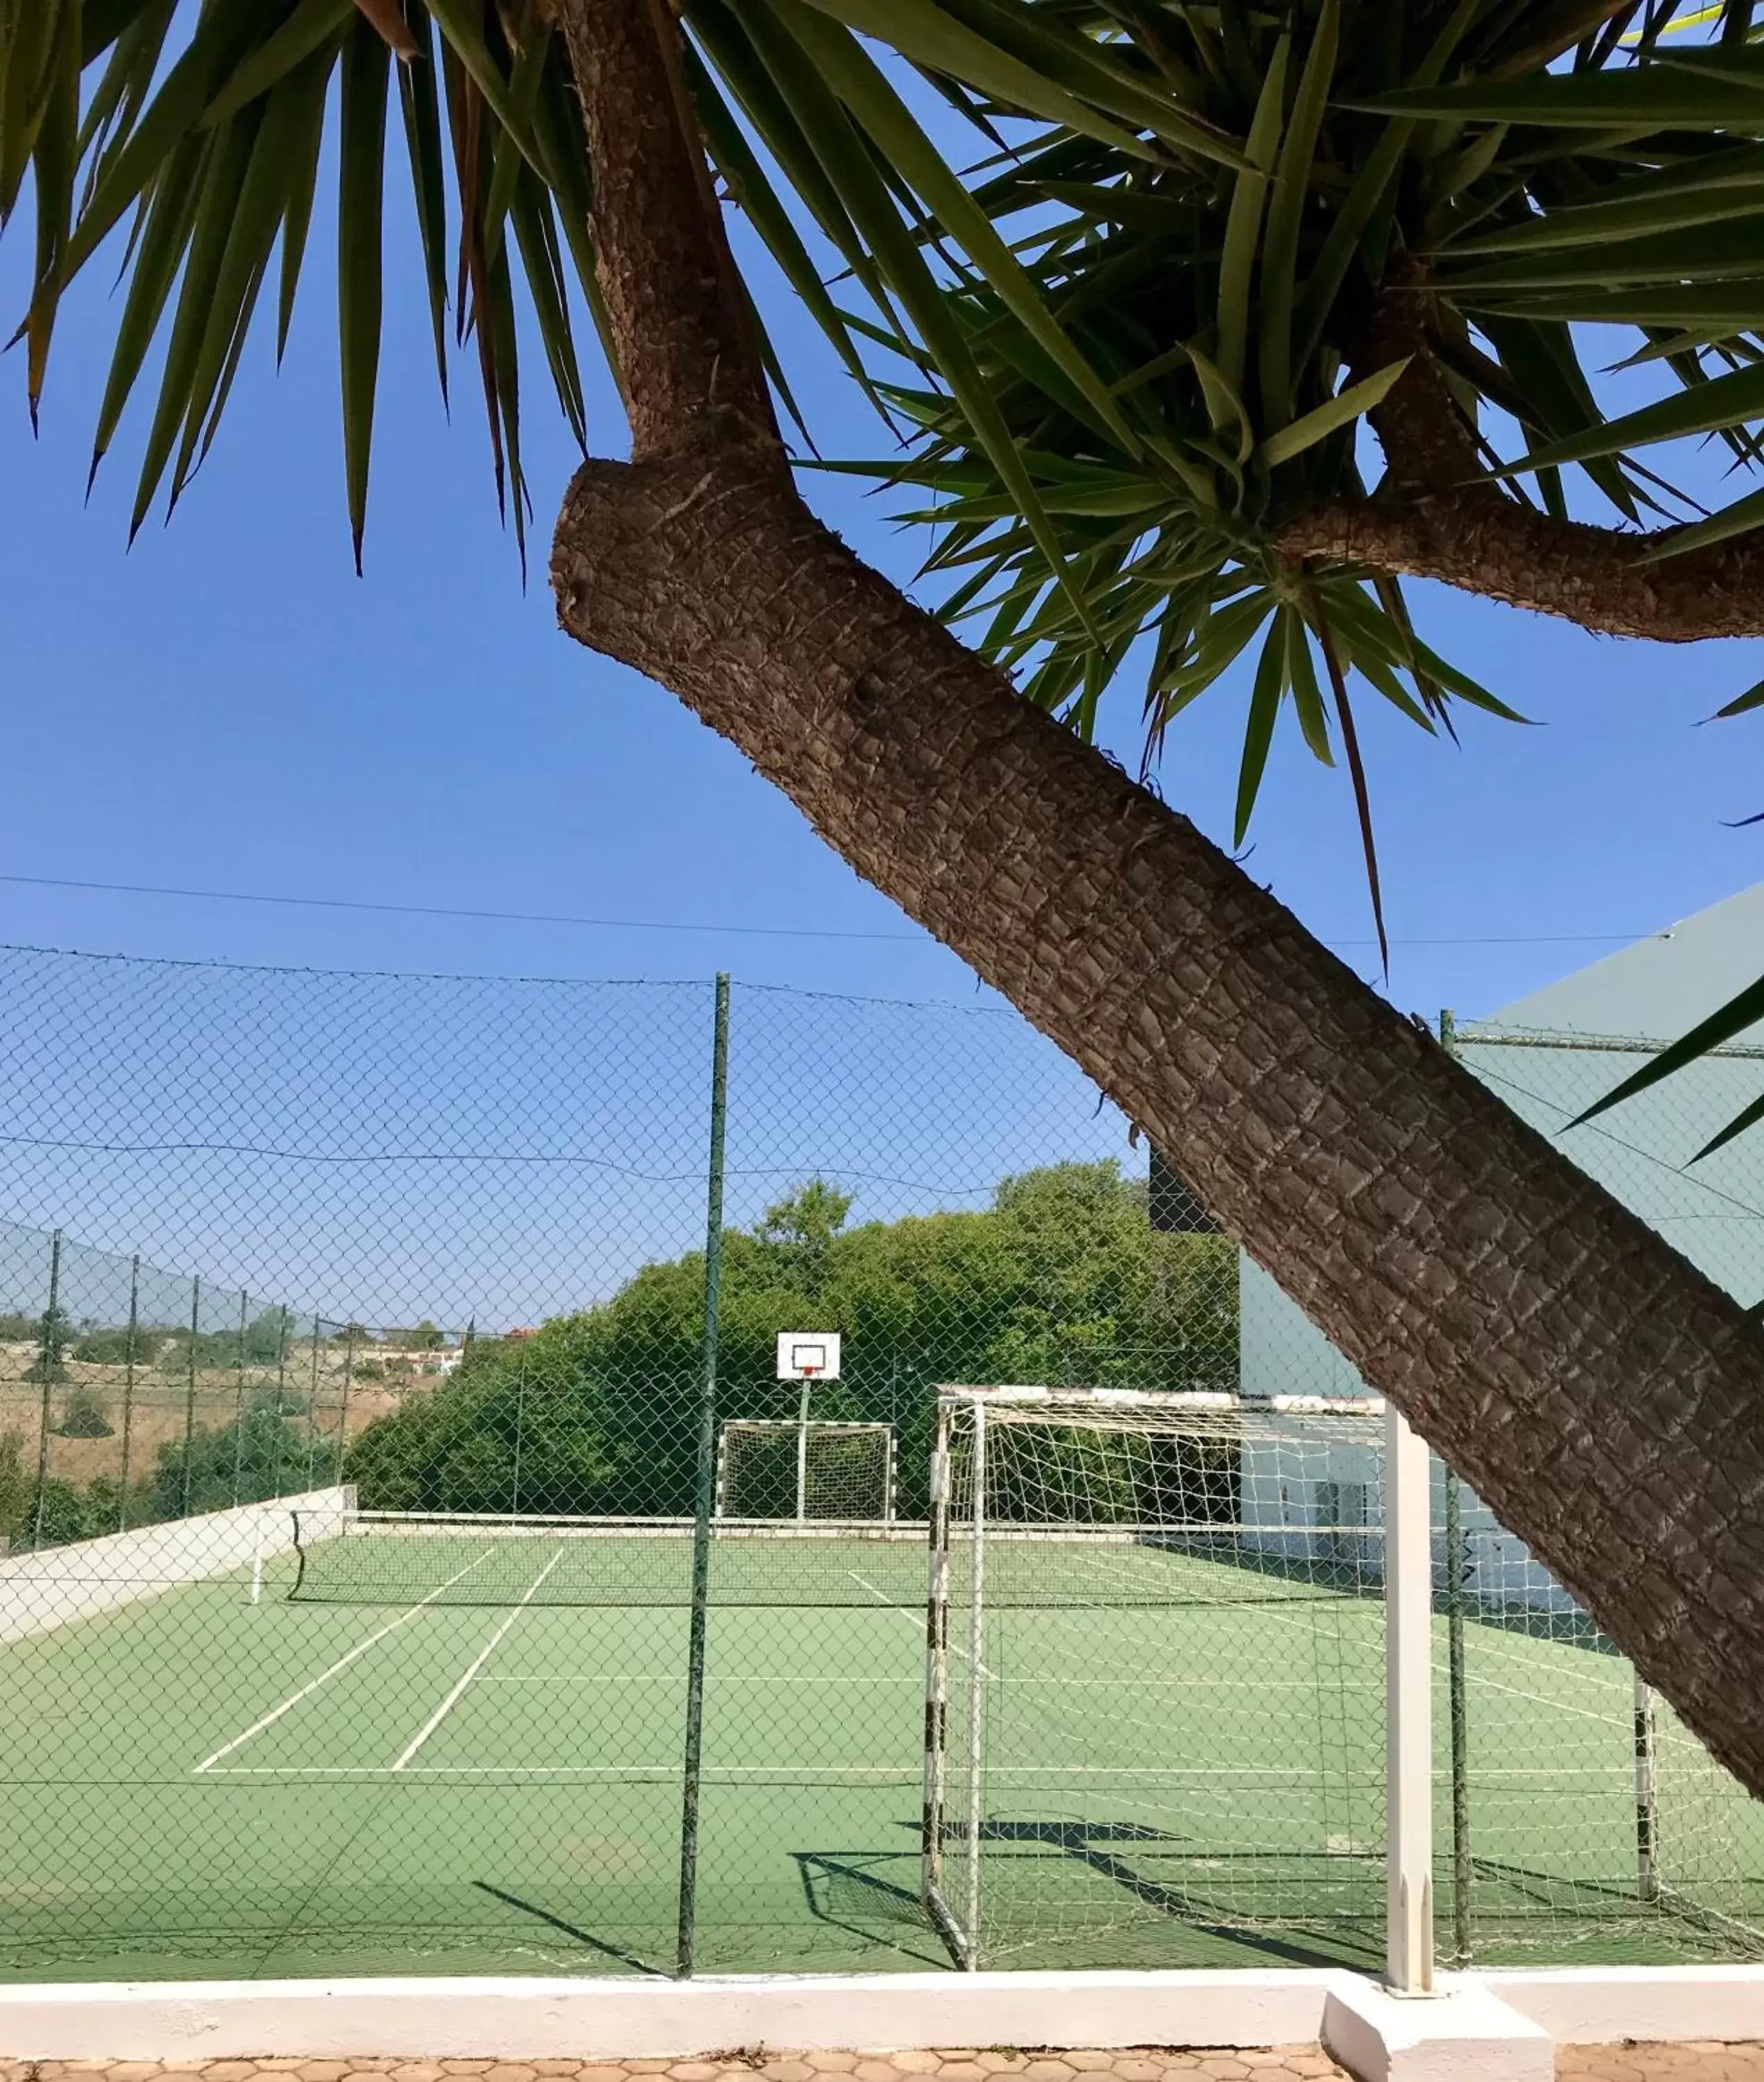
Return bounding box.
[793,1850,949,1968]
[470,1881,670,1976]
[937,1818,1384,1970]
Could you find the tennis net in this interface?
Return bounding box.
[285,1508,1388,1609]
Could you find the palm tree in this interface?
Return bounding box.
[8,0,1764,1795]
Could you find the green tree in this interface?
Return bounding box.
[19,1478,96,1550]
[150,1405,313,1521]
[244,1307,296,1364]
[24,1304,69,1385]
[0,1430,31,1543]
[71,1324,162,1366]
[158,1326,262,1373]
[757,1180,854,1265]
[14,0,1764,1791]
[346,1161,1235,1520]
[344,1351,615,1516]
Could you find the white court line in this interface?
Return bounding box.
[203,1766,919,1779]
[1427,1634,1626,1720]
[198,1761,1326,1779]
[1440,1664,1629,1730]
[477,1672,1320,1689]
[480,1673,917,1685]
[391,1547,563,1770]
[847,1569,997,1679]
[192,1550,495,1774]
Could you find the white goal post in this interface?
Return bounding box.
[715,1418,897,1524]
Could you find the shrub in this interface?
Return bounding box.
[71,1326,160,1366]
[151,1405,315,1519]
[53,1387,115,1438]
[0,1430,31,1541]
[18,1478,96,1549]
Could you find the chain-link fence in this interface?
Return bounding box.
[1432,1017,1764,1967]
[0,945,1758,1985]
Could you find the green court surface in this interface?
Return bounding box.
[0,1529,1758,1981]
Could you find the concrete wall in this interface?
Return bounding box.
[0,1483,350,1640]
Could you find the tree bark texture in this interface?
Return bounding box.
[1278,489,1764,641]
[554,0,1764,1796]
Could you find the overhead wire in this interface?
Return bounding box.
[0,871,1669,951]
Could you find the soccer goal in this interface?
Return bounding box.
[716,1418,896,1523]
[922,1385,1764,1979]
[921,1385,1393,1972]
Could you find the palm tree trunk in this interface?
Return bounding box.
[552,0,1764,1796]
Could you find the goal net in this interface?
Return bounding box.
[1434,1465,1764,1964]
[716,1419,895,1523]
[922,1387,1389,1970]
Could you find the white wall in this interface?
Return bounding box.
[0,1484,350,1641]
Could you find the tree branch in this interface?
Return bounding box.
[554,0,777,459]
[1278,493,1764,639]
[1279,283,1764,641]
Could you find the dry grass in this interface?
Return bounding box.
[0,1342,405,1485]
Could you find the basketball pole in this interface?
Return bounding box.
[796,1373,812,1522]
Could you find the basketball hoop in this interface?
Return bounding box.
[777,1332,840,1381]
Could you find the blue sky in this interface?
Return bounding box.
[1,102,1761,1035]
[0,951,1146,1327]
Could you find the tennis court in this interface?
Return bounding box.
[3,1512,1759,1983]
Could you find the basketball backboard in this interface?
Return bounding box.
[777,1332,841,1380]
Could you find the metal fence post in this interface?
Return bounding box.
[231,1292,251,1505]
[677,972,730,1979]
[306,1313,323,1487]
[268,1307,289,1501]
[118,1253,141,1532]
[1443,1469,1473,1963]
[1438,1010,1473,1964]
[182,1276,201,1518]
[1385,1400,1435,1994]
[30,1228,63,1548]
[337,1324,357,1482]
[511,1362,527,1518]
